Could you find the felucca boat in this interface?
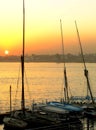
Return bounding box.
[59,19,83,117]
[3,0,33,129]
[3,0,59,129]
[34,19,83,130]
[70,21,96,118]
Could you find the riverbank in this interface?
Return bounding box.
[0,54,96,62]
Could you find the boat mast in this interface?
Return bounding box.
[21,0,25,113]
[75,21,95,106]
[60,19,69,102]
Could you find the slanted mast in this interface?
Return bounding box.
[75,20,95,106]
[60,19,69,102]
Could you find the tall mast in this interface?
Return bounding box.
[21,0,25,113]
[75,21,95,106]
[60,19,69,102]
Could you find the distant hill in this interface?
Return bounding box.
[0,53,96,62]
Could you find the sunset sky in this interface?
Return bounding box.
[0,0,96,56]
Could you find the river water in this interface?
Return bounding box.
[0,62,96,129]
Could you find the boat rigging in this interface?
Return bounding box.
[60,19,69,102]
[75,20,95,107]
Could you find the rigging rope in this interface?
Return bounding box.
[13,64,21,110]
[25,69,32,109]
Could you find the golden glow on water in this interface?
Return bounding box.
[0,62,96,113]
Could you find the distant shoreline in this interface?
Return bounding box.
[0,54,96,63]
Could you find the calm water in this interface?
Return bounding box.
[0,62,96,129]
[0,62,96,112]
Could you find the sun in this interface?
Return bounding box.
[5,50,9,55]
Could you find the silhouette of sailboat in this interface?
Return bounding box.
[70,21,96,118]
[3,0,56,129]
[59,19,83,114]
[3,1,83,129]
[3,0,32,129]
[3,0,27,128]
[36,20,83,127]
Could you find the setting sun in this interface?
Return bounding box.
[5,50,9,55]
[0,0,96,55]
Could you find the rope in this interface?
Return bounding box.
[25,69,32,109]
[13,65,21,111]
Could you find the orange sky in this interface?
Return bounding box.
[0,0,96,56]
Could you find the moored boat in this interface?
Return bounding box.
[3,117,27,129]
[3,0,58,129]
[74,21,96,119]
